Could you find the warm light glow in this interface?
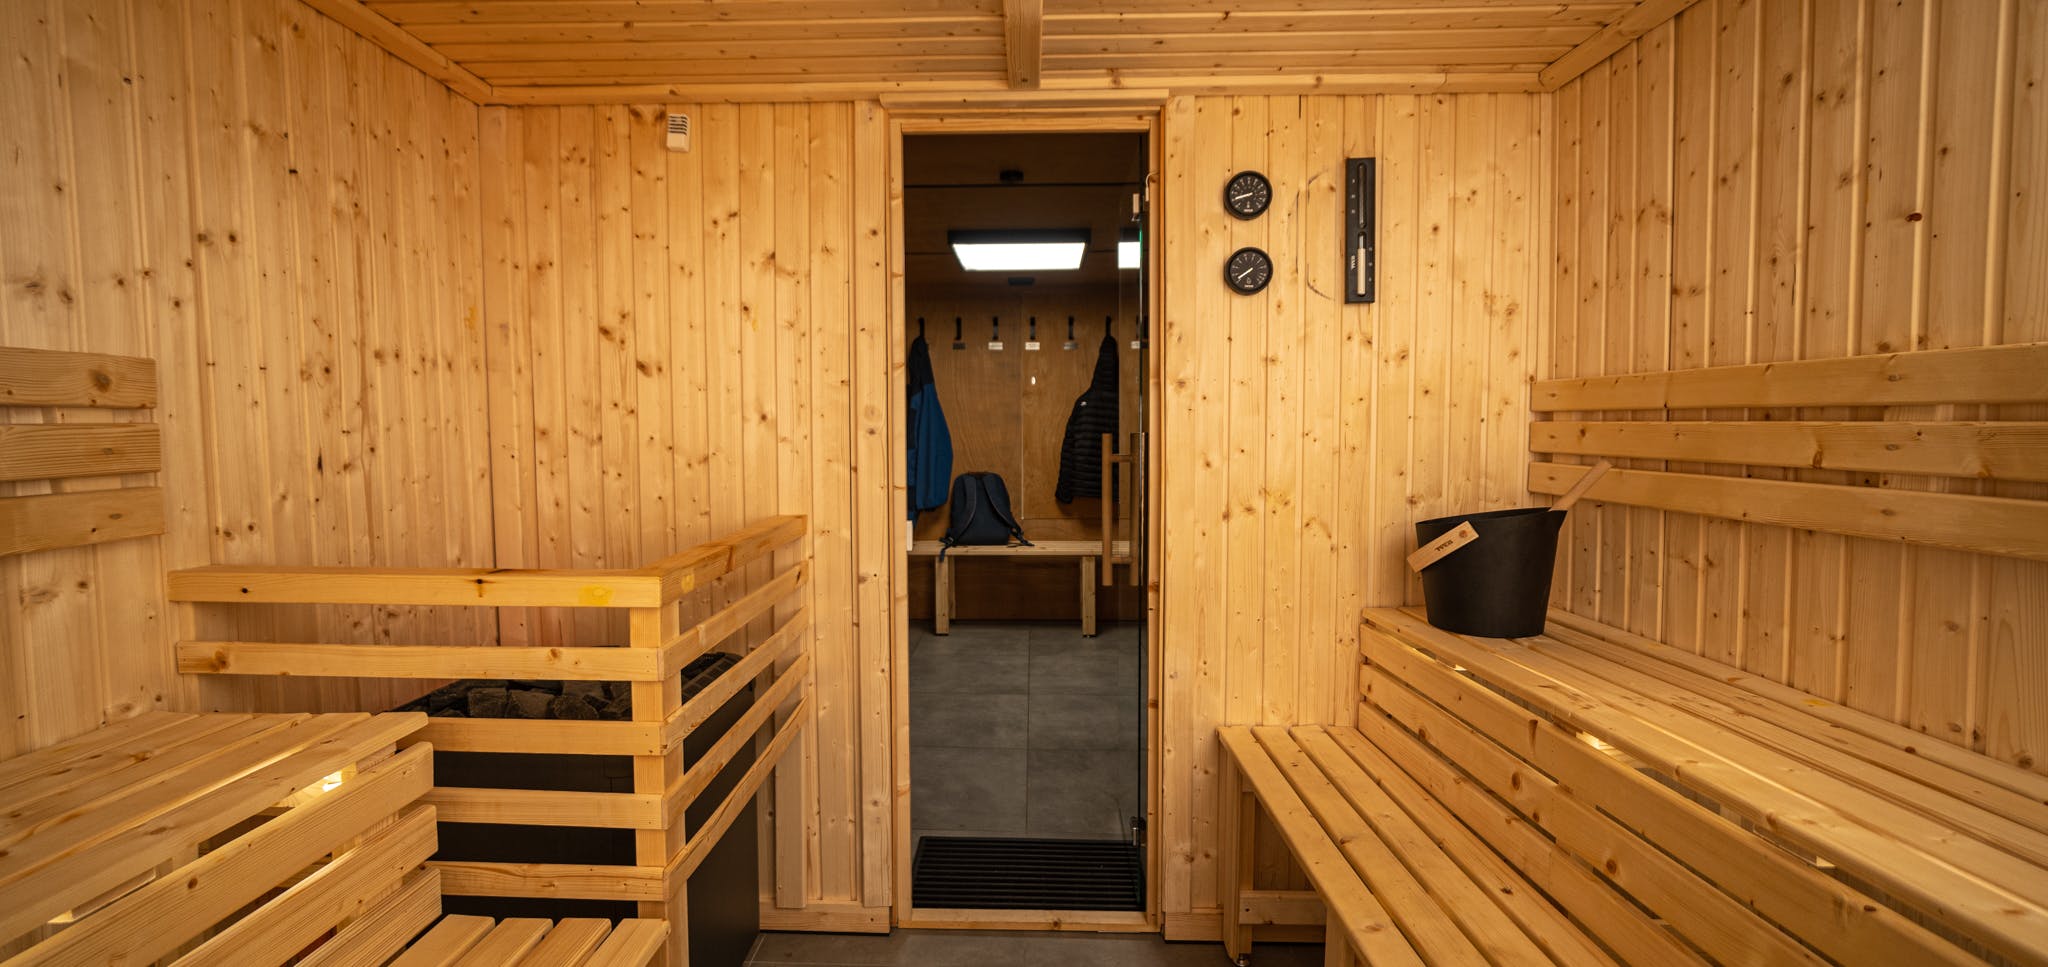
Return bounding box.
[950,229,1089,272]
[320,770,345,793]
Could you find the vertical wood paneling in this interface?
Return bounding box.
[1160,91,1545,932]
[1548,0,2047,775]
[0,0,491,753]
[475,100,891,914]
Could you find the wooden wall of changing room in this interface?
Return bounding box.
[1546,0,2047,774]
[1157,92,1546,937]
[0,0,493,757]
[904,284,1144,622]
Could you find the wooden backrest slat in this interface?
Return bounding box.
[0,346,157,408]
[0,488,165,557]
[1532,419,2048,483]
[1532,342,2048,411]
[0,424,162,481]
[1529,461,2048,561]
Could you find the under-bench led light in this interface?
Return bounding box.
[950,229,1089,272]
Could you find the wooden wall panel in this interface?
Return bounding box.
[1547,0,2047,775]
[475,102,892,914]
[1158,92,1544,932]
[0,0,491,757]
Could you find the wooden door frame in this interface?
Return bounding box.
[884,108,1168,933]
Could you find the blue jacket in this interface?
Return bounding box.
[907,335,953,519]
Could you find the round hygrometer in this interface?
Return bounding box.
[1225,246,1273,295]
[1224,170,1272,220]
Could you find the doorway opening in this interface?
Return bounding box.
[897,129,1157,925]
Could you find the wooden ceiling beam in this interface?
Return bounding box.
[1004,0,1044,88]
[481,69,1539,105]
[1538,0,1706,89]
[297,0,494,103]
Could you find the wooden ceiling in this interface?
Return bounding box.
[325,0,1692,104]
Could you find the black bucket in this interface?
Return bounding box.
[1414,506,1567,639]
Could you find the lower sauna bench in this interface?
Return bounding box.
[0,710,664,967]
[1219,609,2048,967]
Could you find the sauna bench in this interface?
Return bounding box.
[0,710,426,963]
[911,539,1130,637]
[1355,606,2048,967]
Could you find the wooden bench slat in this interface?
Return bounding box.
[1531,419,2048,483]
[452,918,554,966]
[168,805,439,967]
[1285,727,1578,967]
[1321,725,1710,967]
[1249,726,1493,966]
[1364,610,2048,966]
[0,713,422,941]
[177,640,663,681]
[1530,341,2048,411]
[11,745,433,967]
[582,920,667,967]
[1296,728,1624,967]
[388,915,497,967]
[512,918,613,966]
[1359,656,1887,967]
[0,713,269,830]
[297,869,445,967]
[1528,621,2048,854]
[1543,608,2048,811]
[0,712,195,790]
[1217,728,1425,967]
[1357,627,1974,967]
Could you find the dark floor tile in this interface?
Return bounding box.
[1029,636,1141,695]
[911,746,1028,834]
[1028,691,1140,750]
[1026,748,1142,838]
[744,931,1307,967]
[912,631,1030,695]
[913,692,1028,749]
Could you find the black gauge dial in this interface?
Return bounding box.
[1224,170,1272,220]
[1225,247,1273,295]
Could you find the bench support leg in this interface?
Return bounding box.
[934,555,952,635]
[1323,917,1350,967]
[1079,556,1097,637]
[1218,758,1256,965]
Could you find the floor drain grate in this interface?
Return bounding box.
[912,836,1143,911]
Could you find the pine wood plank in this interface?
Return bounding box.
[667,694,809,880]
[423,787,663,829]
[450,918,552,966]
[1530,461,2048,561]
[512,918,611,966]
[1214,728,1425,967]
[296,869,444,967]
[0,347,156,409]
[0,425,160,482]
[386,916,496,967]
[1533,420,2048,483]
[427,862,666,902]
[167,564,662,608]
[178,641,660,680]
[581,919,667,967]
[0,489,164,557]
[1534,341,2048,411]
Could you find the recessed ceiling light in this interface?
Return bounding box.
[950,229,1089,272]
[1119,228,1141,270]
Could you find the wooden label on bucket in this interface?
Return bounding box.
[1407,521,1480,573]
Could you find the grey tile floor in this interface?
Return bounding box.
[909,621,1145,845]
[745,930,1325,966]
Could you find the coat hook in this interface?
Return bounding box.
[952,317,965,350]
[1025,316,1040,350]
[917,316,926,339]
[1064,316,1078,350]
[988,315,1004,351]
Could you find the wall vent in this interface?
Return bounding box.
[666,112,690,153]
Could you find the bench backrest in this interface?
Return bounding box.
[1529,341,2048,560]
[0,346,164,557]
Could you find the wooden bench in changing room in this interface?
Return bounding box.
[912,539,1130,637]
[1220,610,2048,965]
[0,710,664,967]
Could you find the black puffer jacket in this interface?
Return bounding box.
[1055,334,1119,503]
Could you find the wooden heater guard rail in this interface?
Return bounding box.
[166,515,812,965]
[1529,341,2048,561]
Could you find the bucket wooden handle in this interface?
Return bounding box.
[1550,459,1613,513]
[1408,521,1480,573]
